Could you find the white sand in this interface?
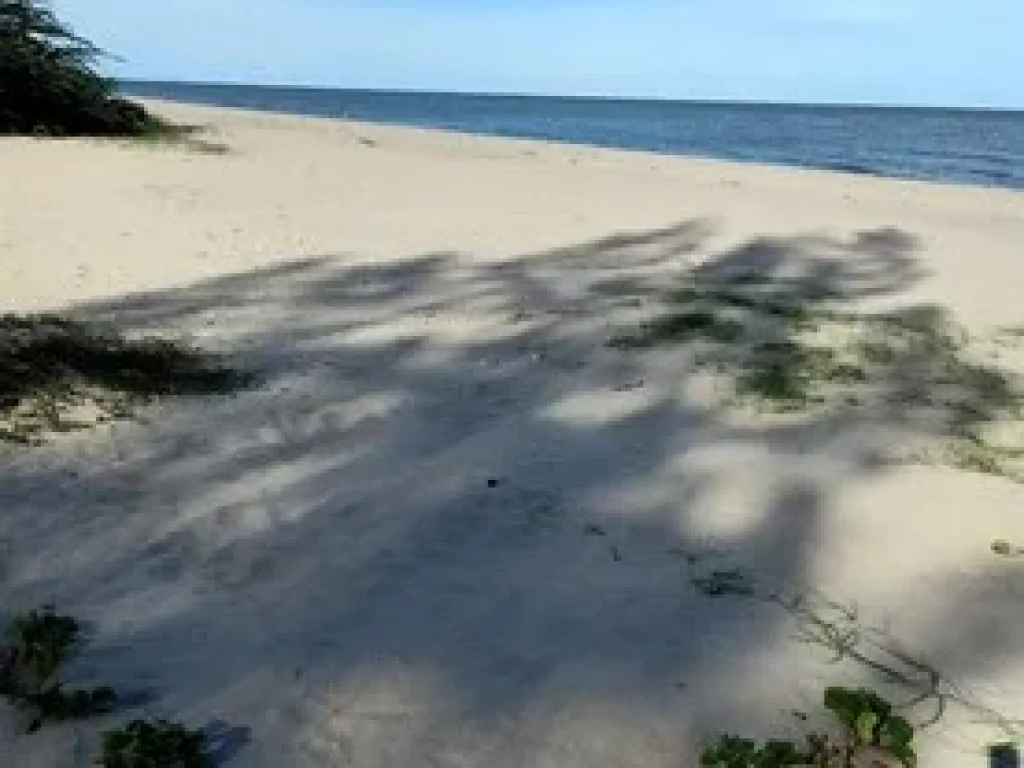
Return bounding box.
[2,100,1024,766]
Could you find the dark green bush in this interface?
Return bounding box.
[101,720,210,768]
[1,607,80,689]
[0,607,117,732]
[0,0,162,136]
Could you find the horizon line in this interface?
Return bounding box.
[118,78,1024,115]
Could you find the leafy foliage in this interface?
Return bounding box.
[2,607,79,687]
[700,735,810,767]
[701,686,917,767]
[100,720,210,768]
[823,687,915,766]
[0,0,162,135]
[2,608,220,764]
[0,607,117,732]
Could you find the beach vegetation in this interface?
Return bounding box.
[609,309,743,348]
[0,0,167,136]
[0,607,117,733]
[0,314,246,443]
[611,275,1024,480]
[2,607,212,764]
[100,720,211,768]
[701,686,916,767]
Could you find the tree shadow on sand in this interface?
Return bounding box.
[1,220,1023,766]
[0,314,244,444]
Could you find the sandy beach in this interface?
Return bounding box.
[2,100,1024,766]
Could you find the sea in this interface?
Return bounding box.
[121,81,1024,191]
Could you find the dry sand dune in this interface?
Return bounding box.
[2,101,1024,766]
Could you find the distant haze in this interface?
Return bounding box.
[60,0,1024,110]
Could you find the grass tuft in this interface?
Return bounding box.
[610,277,1024,479]
[736,343,864,411]
[1,314,246,443]
[127,122,231,155]
[610,310,743,348]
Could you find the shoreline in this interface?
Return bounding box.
[4,98,1023,328]
[137,97,1024,196]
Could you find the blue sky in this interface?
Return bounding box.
[57,0,1024,108]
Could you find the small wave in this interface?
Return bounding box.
[814,161,883,177]
[983,168,1017,182]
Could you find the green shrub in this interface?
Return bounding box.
[823,686,915,765]
[0,0,162,136]
[700,735,810,767]
[101,720,210,768]
[2,607,79,689]
[701,686,916,767]
[0,607,117,732]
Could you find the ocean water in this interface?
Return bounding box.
[122,81,1024,191]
